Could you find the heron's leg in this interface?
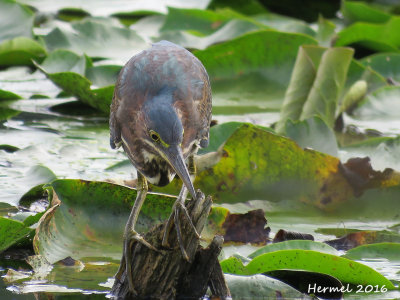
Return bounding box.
[115,172,158,292]
[162,155,200,260]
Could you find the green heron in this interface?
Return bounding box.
[109,41,212,291]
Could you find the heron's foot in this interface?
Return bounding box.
[126,229,159,252]
[121,230,162,292]
[176,201,201,239]
[161,202,201,261]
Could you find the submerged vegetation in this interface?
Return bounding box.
[1,0,400,298]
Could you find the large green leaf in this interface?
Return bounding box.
[344,243,400,262]
[275,45,326,133]
[221,250,395,289]
[361,53,400,82]
[248,240,340,259]
[0,217,33,253]
[194,30,318,113]
[299,47,354,127]
[86,65,121,87]
[43,19,147,62]
[34,180,171,263]
[160,7,246,35]
[0,0,34,43]
[0,164,56,207]
[207,0,268,16]
[38,49,87,75]
[276,45,376,134]
[344,57,387,97]
[38,69,112,113]
[253,13,316,37]
[156,124,400,217]
[335,17,400,52]
[0,37,46,67]
[316,16,336,47]
[342,1,391,24]
[157,19,262,50]
[34,50,116,113]
[34,179,233,263]
[224,274,312,299]
[160,7,314,41]
[0,90,22,101]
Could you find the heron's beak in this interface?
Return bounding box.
[163,144,196,199]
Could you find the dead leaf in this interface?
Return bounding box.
[222,209,270,244]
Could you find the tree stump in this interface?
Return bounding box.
[110,192,230,299]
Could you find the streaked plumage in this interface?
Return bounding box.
[110,41,212,186]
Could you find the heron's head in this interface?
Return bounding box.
[140,87,196,198]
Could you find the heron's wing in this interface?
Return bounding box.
[109,92,122,149]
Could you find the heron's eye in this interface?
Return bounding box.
[149,130,160,142]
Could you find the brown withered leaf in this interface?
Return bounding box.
[222,209,270,244]
[339,157,398,197]
[325,230,400,250]
[272,229,314,243]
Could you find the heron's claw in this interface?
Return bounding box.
[176,201,201,239]
[115,230,161,292]
[162,202,201,261]
[127,230,159,252]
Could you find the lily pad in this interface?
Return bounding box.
[335,16,400,52]
[0,90,22,101]
[275,45,326,133]
[34,51,115,113]
[193,30,318,113]
[160,8,314,46]
[344,242,400,262]
[361,53,400,82]
[38,49,87,75]
[0,164,56,207]
[224,274,312,299]
[0,0,34,43]
[34,179,237,263]
[157,19,263,50]
[0,106,20,121]
[253,13,316,37]
[248,240,339,259]
[299,47,354,128]
[43,19,147,63]
[342,1,391,24]
[207,0,268,16]
[155,124,400,216]
[325,230,400,251]
[86,65,121,87]
[221,250,395,289]
[276,45,358,132]
[0,37,47,67]
[160,7,246,35]
[315,16,336,47]
[0,217,33,253]
[266,270,343,299]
